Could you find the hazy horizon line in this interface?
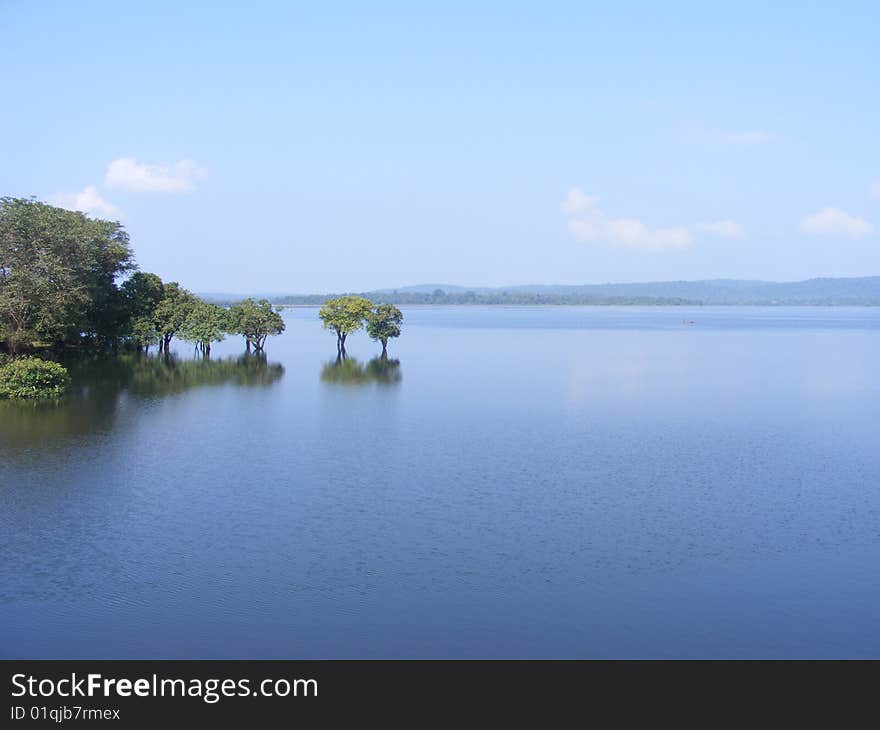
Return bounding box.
[194,273,880,298]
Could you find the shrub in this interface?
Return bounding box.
[0,356,70,399]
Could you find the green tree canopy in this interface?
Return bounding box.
[229,298,285,351]
[153,282,199,352]
[318,295,373,353]
[0,197,133,351]
[120,271,165,350]
[122,272,164,320]
[179,300,231,355]
[366,303,403,354]
[129,317,160,351]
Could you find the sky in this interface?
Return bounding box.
[2,1,879,293]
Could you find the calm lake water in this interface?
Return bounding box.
[2,306,879,658]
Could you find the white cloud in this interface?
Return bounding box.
[50,186,122,219]
[560,188,743,251]
[800,207,874,239]
[869,181,880,201]
[694,220,746,239]
[560,187,600,215]
[104,157,206,193]
[568,216,692,251]
[720,131,773,145]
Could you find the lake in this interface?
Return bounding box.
[1,306,879,658]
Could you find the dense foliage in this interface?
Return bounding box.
[318,297,404,354]
[152,282,200,352]
[0,356,70,399]
[318,296,374,353]
[179,301,231,355]
[0,197,133,352]
[366,303,403,354]
[0,197,285,362]
[229,298,286,351]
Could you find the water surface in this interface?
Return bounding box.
[1,306,879,658]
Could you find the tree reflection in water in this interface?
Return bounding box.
[320,355,402,386]
[0,352,284,444]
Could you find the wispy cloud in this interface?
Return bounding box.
[560,187,742,251]
[870,181,880,201]
[568,218,692,251]
[800,207,874,238]
[560,187,600,215]
[50,186,122,219]
[104,157,206,193]
[719,131,774,145]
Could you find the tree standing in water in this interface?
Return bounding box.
[318,296,373,356]
[153,282,199,353]
[229,298,285,351]
[179,301,231,356]
[366,303,403,356]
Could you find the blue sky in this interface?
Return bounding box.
[2,1,878,292]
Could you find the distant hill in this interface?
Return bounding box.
[495,277,880,304]
[205,276,880,306]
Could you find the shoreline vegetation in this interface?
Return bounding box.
[0,197,287,398]
[0,197,401,400]
[2,195,875,398]
[208,276,880,308]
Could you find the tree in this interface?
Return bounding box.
[122,272,164,320]
[118,271,165,351]
[129,317,160,352]
[366,303,403,355]
[0,197,133,352]
[229,298,285,351]
[153,282,199,352]
[318,296,373,354]
[179,300,231,356]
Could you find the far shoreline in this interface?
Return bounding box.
[272,302,880,309]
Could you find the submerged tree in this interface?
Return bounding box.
[318,295,373,354]
[366,303,403,356]
[129,317,160,352]
[229,298,285,351]
[153,282,199,352]
[121,271,165,351]
[179,301,231,356]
